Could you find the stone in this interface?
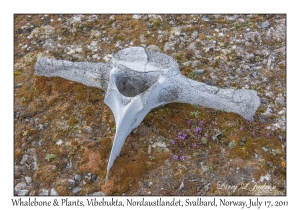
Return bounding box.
[72,187,82,194]
[30,25,55,40]
[15,182,27,192]
[34,118,41,125]
[39,189,49,196]
[38,123,48,130]
[38,139,44,146]
[201,16,210,22]
[239,137,247,146]
[238,18,245,23]
[267,161,273,168]
[56,139,63,145]
[179,34,185,42]
[132,15,141,19]
[88,191,105,196]
[84,126,93,134]
[146,45,161,52]
[25,176,32,185]
[195,69,205,75]
[259,21,271,29]
[221,49,231,55]
[67,179,76,186]
[91,174,97,182]
[32,162,38,170]
[18,189,30,196]
[50,188,59,196]
[20,154,29,165]
[259,117,267,123]
[154,141,167,148]
[74,174,82,181]
[34,47,260,180]
[212,131,222,141]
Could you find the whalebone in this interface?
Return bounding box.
[34,47,260,180]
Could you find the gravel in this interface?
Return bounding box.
[262,146,269,152]
[195,69,205,75]
[74,174,82,181]
[201,16,210,22]
[39,189,49,196]
[32,162,38,170]
[267,161,273,168]
[88,191,105,196]
[25,176,32,185]
[20,155,29,165]
[18,189,30,196]
[259,21,271,29]
[50,188,59,196]
[15,182,27,192]
[72,187,82,194]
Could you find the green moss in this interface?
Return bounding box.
[152,19,161,27]
[174,53,182,61]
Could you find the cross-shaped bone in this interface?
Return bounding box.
[34,47,260,180]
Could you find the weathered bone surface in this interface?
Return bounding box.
[34,47,260,180]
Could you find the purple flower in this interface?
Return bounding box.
[180,156,185,161]
[188,120,191,125]
[194,127,202,133]
[187,129,190,132]
[199,121,204,125]
[197,135,202,139]
[240,127,243,131]
[170,139,175,145]
[192,143,197,147]
[266,133,270,138]
[204,133,209,138]
[178,133,187,140]
[252,132,256,136]
[173,155,178,160]
[180,150,182,153]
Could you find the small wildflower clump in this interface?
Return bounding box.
[177,132,187,141]
[169,119,210,161]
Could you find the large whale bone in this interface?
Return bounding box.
[34,47,260,180]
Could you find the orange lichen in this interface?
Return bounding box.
[281,161,286,168]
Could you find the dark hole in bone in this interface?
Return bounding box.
[116,74,154,97]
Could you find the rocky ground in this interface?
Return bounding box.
[14,14,286,196]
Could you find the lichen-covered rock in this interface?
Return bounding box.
[30,25,55,40]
